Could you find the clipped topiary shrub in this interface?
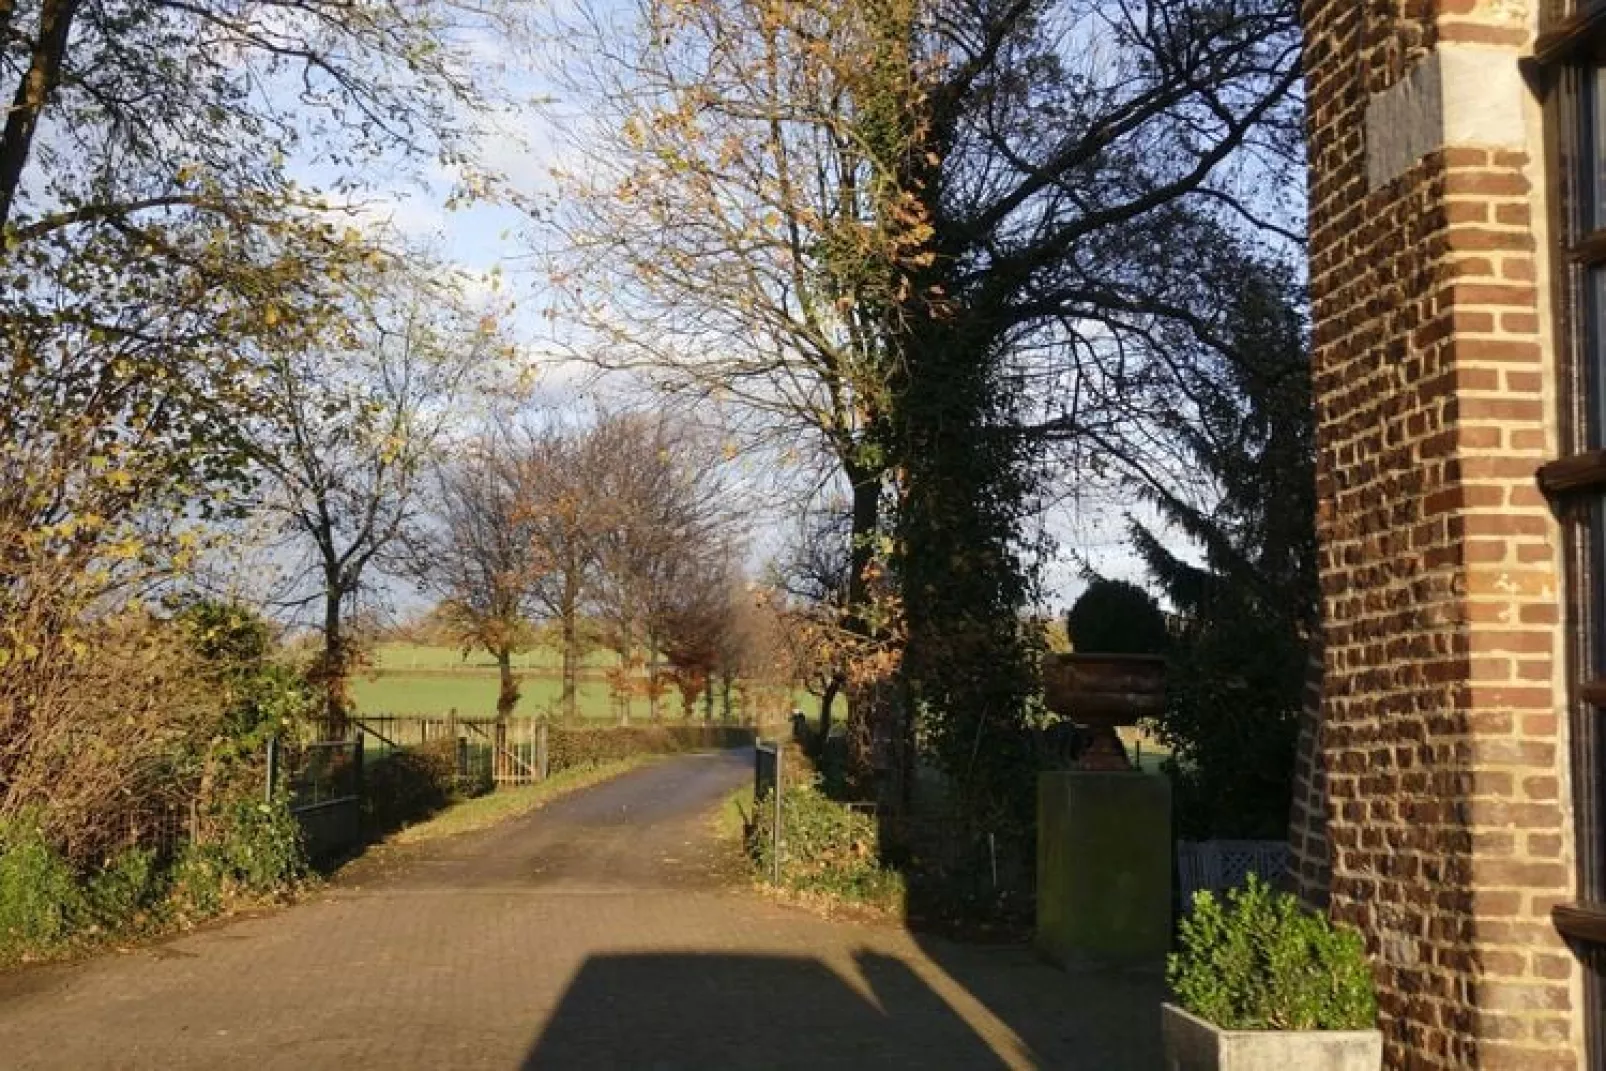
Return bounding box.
[1065,578,1170,655]
[1169,873,1376,1031]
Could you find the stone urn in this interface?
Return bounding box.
[1041,652,1165,771]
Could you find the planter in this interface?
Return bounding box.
[1041,653,1165,771]
[1161,1004,1382,1071]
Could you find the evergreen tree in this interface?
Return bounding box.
[1129,265,1317,839]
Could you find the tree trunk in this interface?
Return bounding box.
[0,0,80,235]
[646,635,662,723]
[720,671,733,722]
[704,675,714,722]
[842,463,882,782]
[321,584,349,739]
[495,646,519,719]
[559,581,579,723]
[819,673,842,741]
[617,649,632,726]
[494,646,516,784]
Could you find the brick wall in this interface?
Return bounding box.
[1297,0,1580,1066]
[1287,640,1331,910]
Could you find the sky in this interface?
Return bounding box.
[281,4,1211,619]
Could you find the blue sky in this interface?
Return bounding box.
[283,9,1196,616]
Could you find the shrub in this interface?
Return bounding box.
[1065,578,1170,655]
[171,797,305,917]
[546,725,754,774]
[750,775,903,911]
[84,848,165,930]
[0,821,84,956]
[363,739,457,833]
[1169,874,1376,1031]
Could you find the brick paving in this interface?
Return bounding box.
[0,751,1163,1069]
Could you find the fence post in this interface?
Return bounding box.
[265,735,279,803]
[354,732,365,801]
[538,722,549,781]
[772,744,783,886]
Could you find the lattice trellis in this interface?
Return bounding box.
[1176,840,1290,904]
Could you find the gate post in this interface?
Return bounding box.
[772,745,783,886]
[265,736,279,803]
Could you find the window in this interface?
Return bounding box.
[1534,5,1606,1066]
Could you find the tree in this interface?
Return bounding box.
[1128,265,1317,839]
[770,506,855,738]
[509,420,608,722]
[414,428,536,721]
[0,0,504,746]
[584,413,736,724]
[545,0,910,722]
[547,0,1303,817]
[659,549,745,721]
[247,261,507,734]
[855,0,1302,820]
[0,1,492,239]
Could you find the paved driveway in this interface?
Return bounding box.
[0,750,1164,1069]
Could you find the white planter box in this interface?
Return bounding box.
[1162,1003,1382,1071]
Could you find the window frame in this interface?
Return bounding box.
[1534,7,1606,1067]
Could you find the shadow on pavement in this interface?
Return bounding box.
[911,935,1167,1069]
[523,948,1162,1070]
[523,951,1006,1069]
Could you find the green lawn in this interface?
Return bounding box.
[354,643,819,723]
[368,643,615,672]
[351,673,622,720]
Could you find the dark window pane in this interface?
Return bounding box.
[1583,67,1606,234]
[1587,265,1606,448]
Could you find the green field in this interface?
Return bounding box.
[352,643,813,722]
[351,673,623,719]
[365,643,617,673]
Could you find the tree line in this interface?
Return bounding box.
[406,411,770,729]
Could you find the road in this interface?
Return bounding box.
[0,750,1164,1069]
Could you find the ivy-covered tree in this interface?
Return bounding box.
[1129,265,1317,839]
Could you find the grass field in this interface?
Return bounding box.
[367,643,617,672]
[351,673,622,719]
[354,642,662,720]
[353,643,814,722]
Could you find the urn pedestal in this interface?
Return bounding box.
[1036,652,1171,964]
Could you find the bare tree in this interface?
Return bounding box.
[249,261,507,734]
[585,413,739,725]
[545,0,904,684]
[770,507,853,738]
[413,428,535,721]
[507,420,610,722]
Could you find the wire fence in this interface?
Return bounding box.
[119,803,194,863]
[355,716,755,789]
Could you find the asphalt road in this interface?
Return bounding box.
[0,749,1164,1070]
